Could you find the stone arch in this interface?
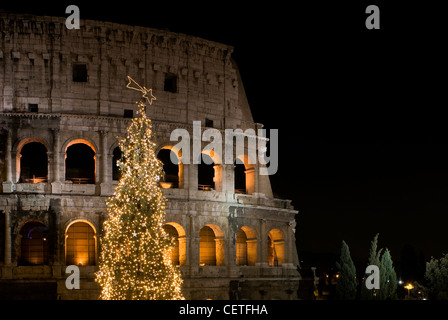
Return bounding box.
[201,148,222,165]
[15,138,49,183]
[163,222,187,266]
[64,218,97,234]
[108,139,121,156]
[64,138,96,184]
[63,138,97,154]
[65,219,97,266]
[15,137,50,153]
[267,228,285,267]
[236,226,257,266]
[199,224,225,266]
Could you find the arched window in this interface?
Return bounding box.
[236,226,257,266]
[19,221,49,265]
[112,146,122,181]
[157,148,180,188]
[199,225,224,266]
[65,221,96,266]
[65,142,95,184]
[19,142,48,183]
[267,229,285,267]
[198,153,215,191]
[163,223,186,266]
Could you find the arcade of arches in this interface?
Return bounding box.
[14,138,254,194]
[15,219,286,268]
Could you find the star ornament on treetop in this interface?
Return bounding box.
[126,76,157,105]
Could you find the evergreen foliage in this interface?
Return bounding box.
[96,95,183,300]
[335,240,357,300]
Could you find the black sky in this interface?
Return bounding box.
[2,1,447,276]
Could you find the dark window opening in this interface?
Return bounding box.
[65,143,95,184]
[164,73,178,93]
[112,147,122,181]
[20,142,48,183]
[205,118,214,128]
[19,221,49,266]
[123,109,133,118]
[198,153,214,191]
[28,104,38,113]
[72,63,88,82]
[234,159,246,194]
[157,149,179,188]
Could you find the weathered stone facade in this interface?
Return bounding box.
[0,13,300,299]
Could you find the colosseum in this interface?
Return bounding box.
[0,12,301,299]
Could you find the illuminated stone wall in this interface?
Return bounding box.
[0,13,300,300]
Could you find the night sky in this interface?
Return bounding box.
[2,1,447,280]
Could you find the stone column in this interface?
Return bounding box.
[227,235,237,277]
[99,130,112,195]
[2,130,14,192]
[226,164,235,194]
[274,239,286,266]
[99,131,109,183]
[51,128,63,193]
[188,164,198,191]
[178,162,185,189]
[258,219,268,267]
[178,236,187,266]
[46,150,53,183]
[283,224,296,268]
[222,164,236,196]
[215,238,226,266]
[51,207,63,278]
[188,214,199,275]
[2,210,12,278]
[213,164,223,192]
[4,210,11,265]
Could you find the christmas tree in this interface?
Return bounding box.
[95,77,184,300]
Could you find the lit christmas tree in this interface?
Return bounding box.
[95,77,184,300]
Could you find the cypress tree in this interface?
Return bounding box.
[380,249,398,299]
[361,233,383,300]
[335,240,357,300]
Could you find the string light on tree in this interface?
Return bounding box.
[95,76,184,300]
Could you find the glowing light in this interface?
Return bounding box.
[404,283,414,290]
[159,181,173,189]
[404,283,414,296]
[126,76,156,105]
[95,77,183,300]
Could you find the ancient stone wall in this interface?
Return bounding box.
[0,13,300,300]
